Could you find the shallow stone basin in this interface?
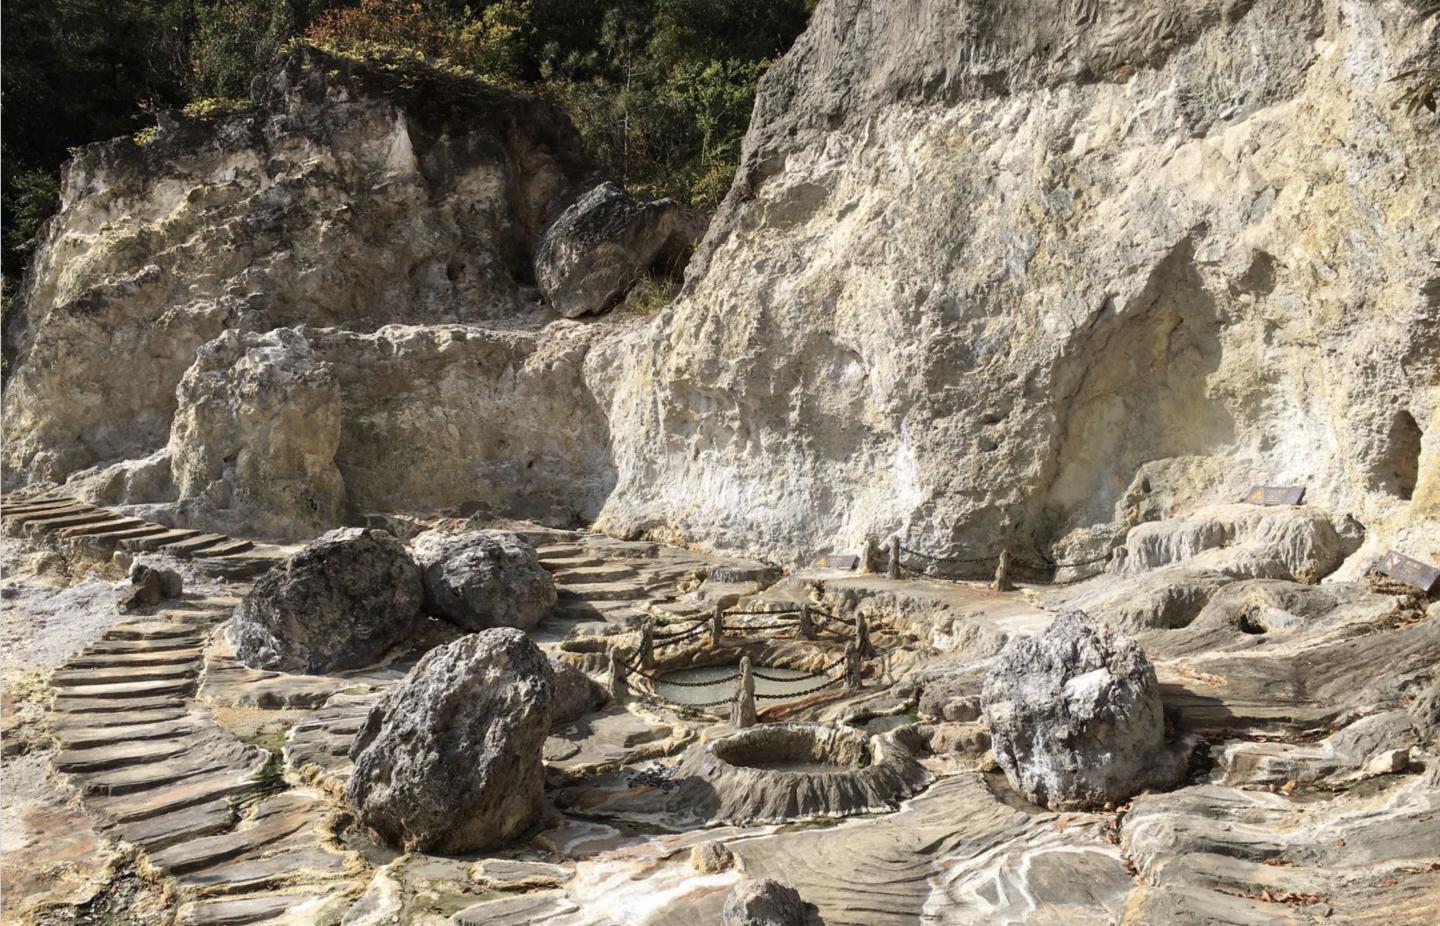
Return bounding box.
[666,722,933,825]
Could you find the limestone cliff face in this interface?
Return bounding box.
[598,0,1440,566]
[2,46,628,538]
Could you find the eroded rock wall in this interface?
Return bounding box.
[3,46,596,490]
[1,46,630,539]
[598,0,1440,566]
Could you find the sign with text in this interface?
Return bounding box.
[1245,485,1306,506]
[1374,550,1439,594]
[815,554,859,570]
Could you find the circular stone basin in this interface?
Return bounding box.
[666,723,933,825]
[653,664,825,707]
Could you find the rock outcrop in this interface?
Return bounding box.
[233,528,422,674]
[597,0,1440,566]
[722,879,809,926]
[535,181,701,318]
[549,657,607,725]
[410,528,556,631]
[2,45,625,537]
[166,328,343,539]
[982,610,1183,809]
[346,629,554,853]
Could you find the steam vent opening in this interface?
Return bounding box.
[1386,409,1422,501]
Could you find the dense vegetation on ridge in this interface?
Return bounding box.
[0,0,813,281]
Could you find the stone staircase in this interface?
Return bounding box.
[535,535,730,630]
[46,605,361,924]
[1,494,259,563]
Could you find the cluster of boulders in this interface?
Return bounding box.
[232,525,556,674]
[226,526,598,854]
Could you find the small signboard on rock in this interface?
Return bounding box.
[1244,485,1305,506]
[815,554,859,570]
[1374,550,1439,594]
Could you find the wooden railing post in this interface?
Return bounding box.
[993,550,1013,592]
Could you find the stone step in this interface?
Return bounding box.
[74,524,173,545]
[179,892,324,926]
[52,663,198,687]
[179,846,348,895]
[150,796,315,875]
[158,534,231,557]
[55,718,203,750]
[92,767,263,824]
[85,637,203,656]
[22,510,115,533]
[2,495,74,512]
[121,529,205,552]
[3,500,83,518]
[551,564,641,584]
[54,695,189,716]
[57,516,149,538]
[106,621,202,641]
[54,678,195,700]
[3,503,97,525]
[52,707,190,729]
[197,539,256,558]
[68,648,203,669]
[78,746,261,797]
[112,799,237,852]
[540,554,607,570]
[535,544,587,561]
[55,737,196,773]
[557,581,657,603]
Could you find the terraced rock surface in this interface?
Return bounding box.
[6,506,1436,926]
[41,604,363,925]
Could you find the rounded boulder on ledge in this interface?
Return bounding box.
[981,610,1184,810]
[410,528,557,631]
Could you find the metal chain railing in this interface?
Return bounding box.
[897,539,1112,586]
[617,611,866,709]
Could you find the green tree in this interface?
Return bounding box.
[1,0,192,276]
[190,0,312,100]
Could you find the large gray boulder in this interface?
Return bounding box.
[347,629,554,853]
[722,879,808,926]
[981,610,1181,810]
[535,181,700,318]
[233,528,423,674]
[410,529,556,631]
